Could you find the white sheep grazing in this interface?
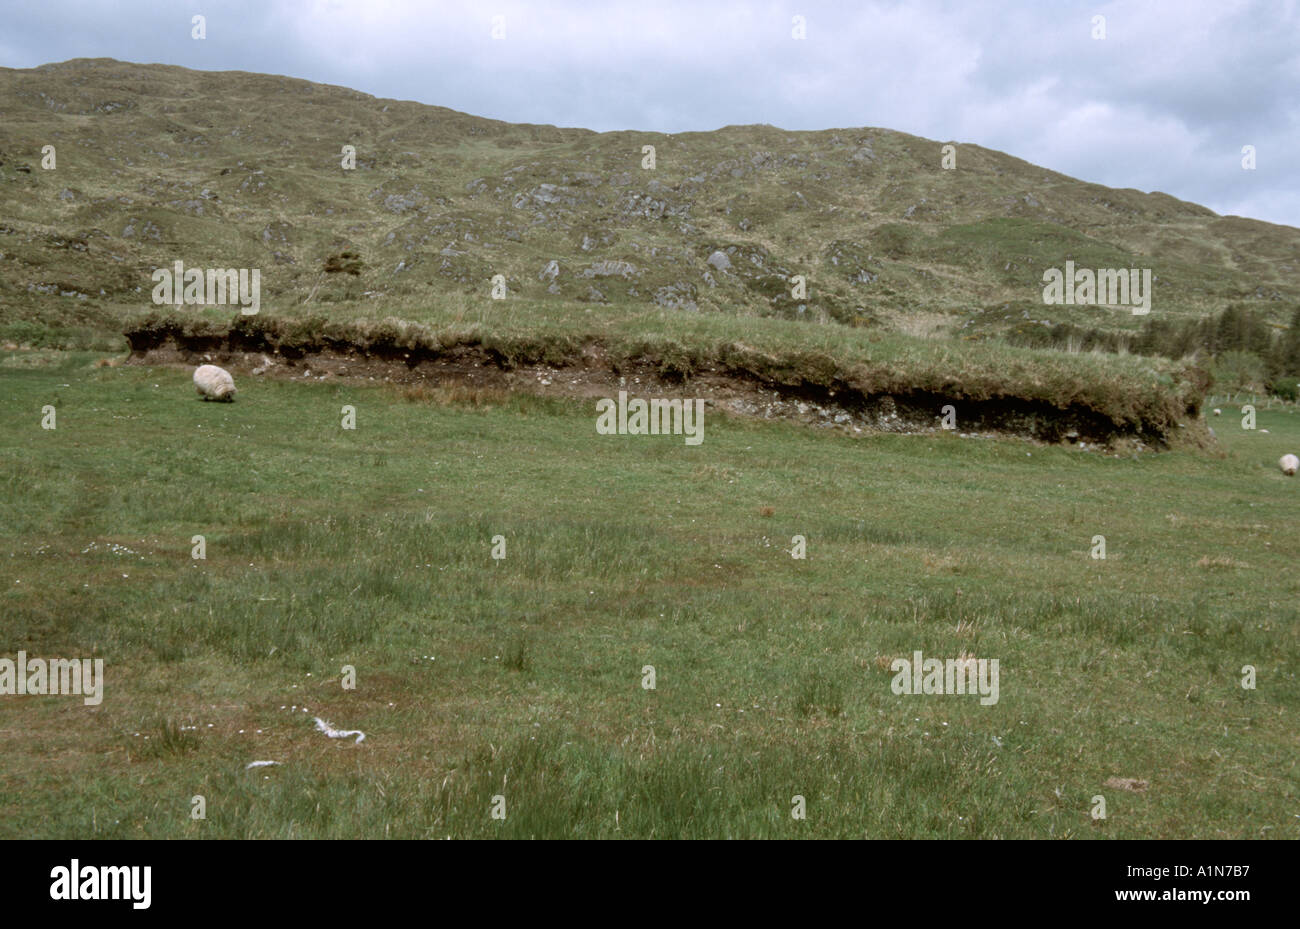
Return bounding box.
[1212,408,1222,416]
[1281,454,1299,476]
[193,364,237,401]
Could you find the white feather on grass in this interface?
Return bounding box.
[312,716,366,743]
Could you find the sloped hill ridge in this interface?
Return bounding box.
[1,57,1297,349]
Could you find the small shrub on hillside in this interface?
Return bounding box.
[1212,351,1267,393]
[323,251,365,275]
[1268,376,1299,402]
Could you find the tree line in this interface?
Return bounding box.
[1009,303,1300,399]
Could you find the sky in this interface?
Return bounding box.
[3,0,1297,227]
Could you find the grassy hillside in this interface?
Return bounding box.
[2,57,1298,355]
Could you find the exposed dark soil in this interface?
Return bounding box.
[124,327,1191,452]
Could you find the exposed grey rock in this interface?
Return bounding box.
[706,250,732,272]
[654,282,698,312]
[532,183,562,203]
[513,184,578,209]
[384,190,423,213]
[168,199,205,215]
[583,260,637,278]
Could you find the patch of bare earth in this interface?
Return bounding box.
[126,339,1165,451]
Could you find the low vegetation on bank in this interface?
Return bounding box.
[122,302,1212,443]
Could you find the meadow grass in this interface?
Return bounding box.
[0,352,1297,838]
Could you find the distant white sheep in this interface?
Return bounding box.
[1212,408,1222,416]
[1281,454,1299,476]
[193,364,236,401]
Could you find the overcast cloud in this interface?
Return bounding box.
[3,0,1296,226]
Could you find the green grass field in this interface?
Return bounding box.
[2,350,1297,838]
